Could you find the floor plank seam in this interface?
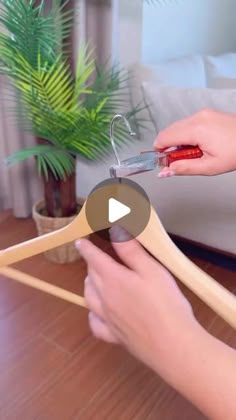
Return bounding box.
[3,357,70,418]
[40,305,76,335]
[4,346,73,418]
[11,334,96,413]
[70,334,95,357]
[73,355,138,420]
[7,338,98,418]
[0,333,44,376]
[4,374,65,420]
[40,333,73,356]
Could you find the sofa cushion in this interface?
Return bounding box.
[205,53,236,87]
[142,81,236,131]
[130,55,206,88]
[128,55,206,142]
[136,81,236,254]
[206,76,236,90]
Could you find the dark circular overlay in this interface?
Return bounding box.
[85,177,151,243]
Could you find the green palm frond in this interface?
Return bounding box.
[74,43,95,99]
[1,0,148,180]
[5,144,75,181]
[12,53,76,111]
[0,0,74,69]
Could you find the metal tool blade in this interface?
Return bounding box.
[110,152,167,178]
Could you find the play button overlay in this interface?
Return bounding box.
[109,198,131,223]
[85,177,151,243]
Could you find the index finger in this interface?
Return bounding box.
[76,238,129,283]
[154,115,199,149]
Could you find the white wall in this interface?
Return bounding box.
[142,0,236,64]
[117,0,143,66]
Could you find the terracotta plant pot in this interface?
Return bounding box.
[32,199,86,264]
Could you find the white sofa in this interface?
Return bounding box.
[77,52,236,255]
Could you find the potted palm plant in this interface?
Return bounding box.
[0,0,144,263]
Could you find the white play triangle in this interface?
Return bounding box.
[108,198,131,223]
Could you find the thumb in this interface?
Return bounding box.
[109,226,154,273]
[154,118,198,150]
[164,155,209,176]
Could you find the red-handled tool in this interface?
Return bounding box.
[110,146,203,178]
[141,146,203,165]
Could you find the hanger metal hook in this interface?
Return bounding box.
[110,114,136,166]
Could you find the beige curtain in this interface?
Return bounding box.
[75,0,112,66]
[0,76,42,218]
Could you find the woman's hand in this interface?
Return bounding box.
[76,227,198,378]
[154,109,236,177]
[76,228,236,419]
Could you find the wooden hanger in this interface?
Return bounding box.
[1,114,235,329]
[0,202,93,267]
[0,191,236,330]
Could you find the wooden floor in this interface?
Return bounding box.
[0,210,236,420]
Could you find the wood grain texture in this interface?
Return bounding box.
[0,210,235,419]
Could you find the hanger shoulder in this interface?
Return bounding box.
[137,207,236,330]
[0,204,93,267]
